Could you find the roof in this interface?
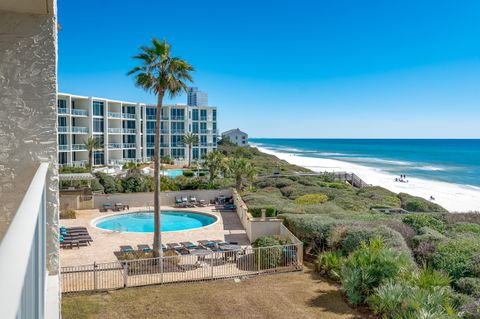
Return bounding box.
[222,128,247,136]
[59,173,95,181]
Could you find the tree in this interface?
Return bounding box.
[128,38,193,257]
[84,137,102,171]
[204,150,224,182]
[182,132,198,167]
[225,158,256,191]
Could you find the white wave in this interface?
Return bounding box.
[338,157,412,166]
[414,165,446,172]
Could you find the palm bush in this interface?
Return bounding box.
[456,277,480,298]
[315,251,344,281]
[430,238,480,279]
[367,280,458,319]
[339,238,412,305]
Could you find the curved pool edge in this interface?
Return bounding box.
[90,210,220,234]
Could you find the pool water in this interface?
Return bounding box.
[95,211,216,232]
[162,169,184,178]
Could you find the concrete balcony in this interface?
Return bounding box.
[122,128,136,134]
[122,113,135,119]
[108,128,122,134]
[71,109,88,116]
[71,127,88,134]
[58,108,69,115]
[72,144,87,151]
[108,143,122,149]
[107,111,122,119]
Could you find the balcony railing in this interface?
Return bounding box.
[123,143,136,149]
[200,129,208,134]
[72,144,87,151]
[108,128,122,134]
[58,126,68,133]
[71,127,88,134]
[107,112,122,119]
[72,160,87,167]
[146,143,155,148]
[108,143,122,149]
[200,116,207,121]
[122,128,136,134]
[59,145,69,151]
[0,163,48,319]
[171,130,185,134]
[146,129,155,134]
[122,113,135,119]
[161,116,169,121]
[58,107,69,114]
[171,116,184,121]
[71,109,88,116]
[146,115,156,120]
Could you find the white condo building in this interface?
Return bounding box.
[57,93,218,167]
[187,87,208,106]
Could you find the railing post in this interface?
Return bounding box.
[257,247,261,274]
[211,252,214,280]
[93,262,97,291]
[123,262,128,288]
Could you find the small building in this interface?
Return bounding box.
[222,128,248,146]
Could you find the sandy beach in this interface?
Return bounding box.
[257,146,480,212]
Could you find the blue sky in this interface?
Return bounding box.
[58,0,480,138]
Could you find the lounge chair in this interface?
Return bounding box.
[137,244,151,252]
[198,240,217,248]
[189,196,198,206]
[120,245,134,253]
[166,243,182,250]
[198,199,207,207]
[102,203,112,212]
[180,241,198,249]
[174,196,184,207]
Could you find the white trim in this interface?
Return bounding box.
[0,163,48,319]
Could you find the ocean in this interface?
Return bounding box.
[250,139,480,188]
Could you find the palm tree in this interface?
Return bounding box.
[225,158,256,191]
[182,132,198,167]
[128,38,193,257]
[205,150,224,182]
[84,137,102,171]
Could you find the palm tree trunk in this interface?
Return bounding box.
[188,144,191,167]
[153,92,164,258]
[88,150,93,171]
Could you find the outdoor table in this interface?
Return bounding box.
[115,203,123,211]
[219,245,242,262]
[190,249,212,267]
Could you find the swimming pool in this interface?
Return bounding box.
[94,211,217,233]
[161,169,184,178]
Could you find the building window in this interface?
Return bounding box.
[200,109,207,120]
[193,148,199,160]
[172,148,185,159]
[192,109,199,121]
[200,135,207,145]
[192,122,199,133]
[200,148,207,158]
[94,151,104,165]
[212,109,217,121]
[170,108,185,119]
[171,135,183,147]
[59,153,68,164]
[59,117,67,127]
[93,101,104,116]
[93,118,104,133]
[58,99,67,109]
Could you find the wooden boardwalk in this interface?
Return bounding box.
[258,171,370,188]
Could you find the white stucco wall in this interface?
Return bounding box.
[0,9,59,275]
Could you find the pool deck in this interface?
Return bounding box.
[60,206,250,267]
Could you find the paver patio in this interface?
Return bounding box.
[60,205,249,266]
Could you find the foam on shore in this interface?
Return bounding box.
[256,146,480,213]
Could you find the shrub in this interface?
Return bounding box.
[398,193,448,212]
[90,178,104,193]
[248,207,276,218]
[315,251,344,281]
[367,280,458,319]
[252,236,291,269]
[122,161,136,170]
[182,170,195,177]
[328,224,412,257]
[430,238,480,279]
[456,278,480,298]
[411,227,446,262]
[450,223,480,236]
[161,156,174,165]
[340,238,412,305]
[96,173,123,194]
[122,174,154,193]
[402,214,446,233]
[60,209,76,219]
[294,193,329,205]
